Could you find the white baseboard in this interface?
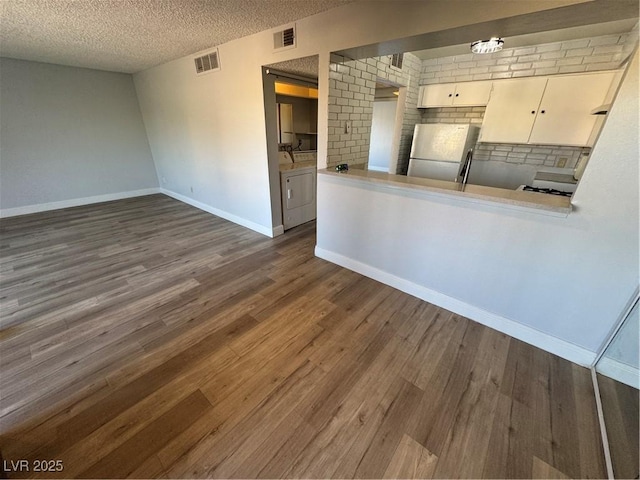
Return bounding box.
[160,188,276,238]
[596,357,639,389]
[0,188,161,218]
[315,246,597,367]
[272,225,285,237]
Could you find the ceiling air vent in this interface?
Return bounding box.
[194,49,220,75]
[273,24,296,51]
[390,53,404,70]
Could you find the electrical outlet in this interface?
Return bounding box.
[557,157,567,168]
[161,176,167,184]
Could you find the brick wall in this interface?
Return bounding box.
[420,33,630,85]
[473,144,588,169]
[421,106,484,126]
[395,53,421,174]
[328,52,421,172]
[327,54,374,169]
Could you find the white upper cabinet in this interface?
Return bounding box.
[418,81,492,108]
[479,77,547,144]
[480,71,617,146]
[528,72,617,146]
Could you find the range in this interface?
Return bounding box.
[522,186,573,197]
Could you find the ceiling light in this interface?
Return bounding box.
[471,37,504,54]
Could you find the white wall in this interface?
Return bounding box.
[130,0,637,359]
[0,58,158,215]
[368,99,398,172]
[597,299,639,388]
[133,0,586,236]
[134,44,276,235]
[316,50,639,363]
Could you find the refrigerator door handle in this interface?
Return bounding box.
[457,148,474,186]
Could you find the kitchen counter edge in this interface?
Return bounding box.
[319,168,572,217]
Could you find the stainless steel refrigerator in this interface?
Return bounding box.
[407,124,479,181]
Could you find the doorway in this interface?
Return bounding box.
[368,81,404,173]
[262,56,319,235]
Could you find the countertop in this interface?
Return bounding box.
[279,160,317,172]
[319,168,572,216]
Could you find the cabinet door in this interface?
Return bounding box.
[528,72,616,146]
[479,77,547,144]
[419,83,456,107]
[452,81,492,106]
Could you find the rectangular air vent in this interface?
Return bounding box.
[273,24,296,51]
[194,49,220,75]
[391,53,404,70]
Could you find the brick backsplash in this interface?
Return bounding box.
[474,143,588,169]
[421,106,484,126]
[328,52,421,173]
[420,32,629,85]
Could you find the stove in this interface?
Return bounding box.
[522,185,572,197]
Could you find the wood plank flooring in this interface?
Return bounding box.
[596,373,639,479]
[0,194,607,478]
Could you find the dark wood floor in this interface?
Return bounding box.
[0,194,607,478]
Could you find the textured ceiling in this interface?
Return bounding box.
[0,0,354,73]
[266,55,319,79]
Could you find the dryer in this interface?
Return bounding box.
[279,151,317,231]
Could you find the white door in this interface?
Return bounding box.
[368,99,398,172]
[528,72,616,146]
[479,77,547,144]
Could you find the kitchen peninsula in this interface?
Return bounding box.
[315,46,637,368]
[321,167,572,216]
